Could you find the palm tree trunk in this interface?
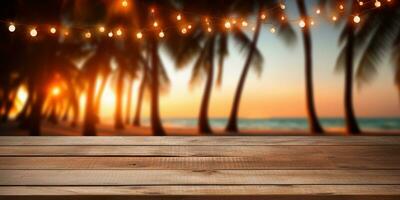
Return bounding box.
[29,88,45,136]
[150,38,166,136]
[296,0,324,134]
[94,76,108,123]
[125,77,134,124]
[83,72,97,136]
[114,68,125,130]
[199,36,215,134]
[226,9,262,133]
[133,69,147,126]
[344,23,361,134]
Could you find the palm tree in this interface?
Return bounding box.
[296,0,324,134]
[226,0,296,132]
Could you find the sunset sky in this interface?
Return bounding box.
[89,0,400,120]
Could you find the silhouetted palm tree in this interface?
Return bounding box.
[296,0,324,134]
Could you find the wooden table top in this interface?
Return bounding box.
[0,136,399,200]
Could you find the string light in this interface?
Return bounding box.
[299,20,306,28]
[310,20,315,26]
[158,31,165,38]
[260,13,267,20]
[375,0,381,7]
[353,15,361,23]
[281,16,286,21]
[241,20,248,27]
[359,1,364,6]
[108,32,113,38]
[270,27,276,33]
[50,27,57,34]
[251,26,256,31]
[316,9,321,14]
[98,26,105,33]
[64,30,69,37]
[30,28,37,37]
[176,14,182,21]
[153,21,158,28]
[8,23,16,32]
[116,28,123,36]
[224,21,231,29]
[84,31,91,39]
[136,32,143,39]
[339,4,344,10]
[280,4,286,9]
[150,8,155,13]
[207,27,212,33]
[332,15,338,21]
[187,24,192,29]
[181,27,187,34]
[121,0,128,8]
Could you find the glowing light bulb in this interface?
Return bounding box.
[375,0,381,7]
[339,4,344,10]
[98,26,105,33]
[136,32,143,39]
[207,27,212,33]
[150,8,155,13]
[280,4,286,9]
[8,23,16,32]
[153,21,158,27]
[260,13,266,20]
[281,16,286,21]
[158,31,164,38]
[108,32,113,38]
[310,20,315,26]
[299,20,306,28]
[359,1,364,6]
[332,15,338,21]
[251,26,256,31]
[353,15,361,23]
[116,28,123,36]
[64,31,69,37]
[177,14,182,21]
[187,24,192,29]
[121,0,128,7]
[241,20,248,27]
[84,31,91,39]
[181,28,187,34]
[50,27,57,34]
[51,86,61,96]
[30,28,37,37]
[270,27,276,33]
[316,9,321,14]
[224,21,231,29]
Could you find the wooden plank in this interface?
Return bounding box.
[0,145,399,158]
[1,136,400,146]
[1,170,400,185]
[1,155,399,170]
[1,185,400,196]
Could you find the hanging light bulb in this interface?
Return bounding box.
[136,32,143,39]
[332,15,338,21]
[359,1,364,6]
[8,23,16,32]
[121,0,128,8]
[30,28,37,37]
[158,31,165,38]
[299,20,306,28]
[84,31,91,39]
[339,4,344,10]
[181,27,187,34]
[176,14,182,21]
[281,16,286,21]
[187,24,192,29]
[116,28,123,36]
[98,26,105,33]
[64,30,69,37]
[108,32,113,38]
[310,20,315,26]
[207,27,212,33]
[260,13,267,20]
[375,0,381,7]
[270,27,276,33]
[353,15,361,23]
[316,9,321,14]
[251,26,256,31]
[150,8,155,13]
[224,21,231,29]
[280,4,286,9]
[50,27,57,34]
[241,20,248,27]
[153,21,158,27]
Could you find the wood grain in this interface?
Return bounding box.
[1,136,400,146]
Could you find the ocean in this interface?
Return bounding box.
[158,118,400,131]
